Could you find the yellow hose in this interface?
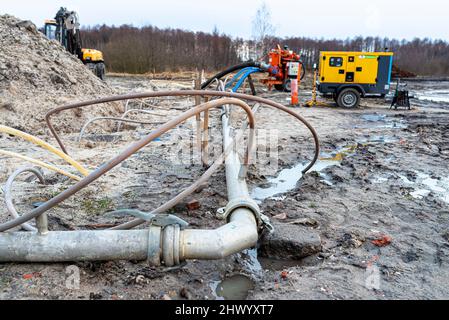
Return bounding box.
[0,125,89,176]
[0,150,82,181]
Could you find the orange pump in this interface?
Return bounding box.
[261,45,304,92]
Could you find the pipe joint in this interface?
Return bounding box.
[161,224,183,267]
[217,197,269,230]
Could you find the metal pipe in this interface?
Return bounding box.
[179,98,259,261]
[194,75,203,162]
[202,105,210,166]
[180,209,257,260]
[0,230,150,262]
[0,214,257,265]
[36,212,49,235]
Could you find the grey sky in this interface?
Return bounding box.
[1,0,447,41]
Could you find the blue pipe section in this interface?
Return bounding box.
[225,67,263,92]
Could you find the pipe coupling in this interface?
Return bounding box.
[161,224,183,267]
[216,197,269,230]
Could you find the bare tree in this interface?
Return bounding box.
[251,1,276,59]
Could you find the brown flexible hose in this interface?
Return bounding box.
[44,90,320,174]
[0,98,255,232]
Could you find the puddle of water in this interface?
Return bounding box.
[362,135,398,144]
[417,89,449,103]
[357,114,408,129]
[251,145,358,202]
[398,174,414,184]
[411,189,431,199]
[410,172,449,203]
[362,114,387,122]
[396,172,449,203]
[250,160,339,201]
[212,275,255,300]
[372,176,389,184]
[251,137,403,202]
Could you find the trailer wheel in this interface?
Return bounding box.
[337,88,360,108]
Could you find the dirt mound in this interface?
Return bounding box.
[392,65,417,78]
[0,15,120,134]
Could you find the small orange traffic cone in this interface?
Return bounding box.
[291,78,299,106]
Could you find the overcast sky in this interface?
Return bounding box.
[1,0,448,41]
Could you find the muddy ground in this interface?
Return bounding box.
[0,76,448,300]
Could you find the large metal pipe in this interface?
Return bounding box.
[0,230,150,262]
[180,209,257,260]
[179,104,259,261]
[0,212,257,265]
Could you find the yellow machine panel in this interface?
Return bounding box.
[320,55,347,83]
[319,51,393,85]
[353,54,379,84]
[81,48,104,63]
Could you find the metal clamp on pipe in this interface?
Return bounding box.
[216,198,273,233]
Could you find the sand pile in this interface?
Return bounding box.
[0,15,120,134]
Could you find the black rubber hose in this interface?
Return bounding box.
[201,61,261,89]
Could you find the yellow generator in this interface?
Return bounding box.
[318,51,394,108]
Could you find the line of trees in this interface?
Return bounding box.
[81,25,449,76]
[81,25,240,74]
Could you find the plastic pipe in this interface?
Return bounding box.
[78,116,164,143]
[4,166,45,232]
[0,125,89,177]
[0,150,82,181]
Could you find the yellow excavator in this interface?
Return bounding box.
[43,7,105,80]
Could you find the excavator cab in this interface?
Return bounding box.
[43,20,57,40]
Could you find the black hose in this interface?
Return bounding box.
[201,61,261,89]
